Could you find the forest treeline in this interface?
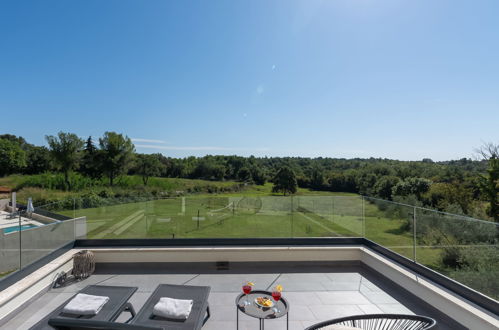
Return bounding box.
[0,132,497,221]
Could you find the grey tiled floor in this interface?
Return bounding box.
[1,263,462,330]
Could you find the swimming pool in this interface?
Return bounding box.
[3,224,38,234]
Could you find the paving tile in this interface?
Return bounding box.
[50,274,118,293]
[287,305,316,321]
[357,304,383,314]
[202,320,236,330]
[281,291,322,306]
[316,291,371,305]
[309,304,364,321]
[359,279,383,292]
[98,274,198,292]
[324,272,362,282]
[361,291,400,304]
[1,291,74,329]
[377,303,414,314]
[321,281,361,291]
[185,274,279,292]
[208,292,241,305]
[301,319,321,329]
[277,273,331,291]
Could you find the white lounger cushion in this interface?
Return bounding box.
[153,297,193,320]
[62,293,109,316]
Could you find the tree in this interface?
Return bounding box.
[310,167,325,189]
[250,166,266,185]
[475,143,499,221]
[45,132,84,190]
[135,154,164,185]
[392,177,432,199]
[25,146,51,174]
[0,139,26,176]
[373,176,401,200]
[80,136,101,179]
[0,134,28,148]
[272,166,298,195]
[99,132,135,186]
[237,167,252,182]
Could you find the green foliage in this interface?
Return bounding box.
[392,177,432,199]
[479,158,499,221]
[446,246,499,299]
[25,146,51,175]
[310,167,325,189]
[272,166,298,195]
[0,139,26,176]
[250,166,266,185]
[373,175,400,200]
[135,154,165,185]
[99,132,135,185]
[79,136,101,179]
[45,132,84,190]
[17,172,98,191]
[424,182,472,213]
[237,167,252,182]
[1,132,496,221]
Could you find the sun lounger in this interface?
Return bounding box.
[128,284,211,330]
[30,285,137,330]
[44,284,210,330]
[47,319,162,329]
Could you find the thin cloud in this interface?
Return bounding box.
[131,138,167,144]
[135,144,269,152]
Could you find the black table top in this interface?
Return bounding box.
[235,290,289,320]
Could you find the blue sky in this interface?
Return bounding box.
[1,0,498,161]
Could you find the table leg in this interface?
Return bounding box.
[287,312,289,330]
[236,307,239,330]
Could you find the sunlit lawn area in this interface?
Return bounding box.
[58,194,446,269]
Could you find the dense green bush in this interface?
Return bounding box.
[17,172,100,191]
[447,246,499,299]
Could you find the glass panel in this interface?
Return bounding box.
[14,200,75,268]
[78,200,146,239]
[364,197,415,260]
[416,209,499,300]
[0,208,20,277]
[143,198,179,239]
[331,196,363,236]
[292,196,362,237]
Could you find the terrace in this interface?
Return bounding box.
[0,196,498,329]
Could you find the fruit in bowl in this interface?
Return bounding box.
[255,297,274,308]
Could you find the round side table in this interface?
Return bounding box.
[235,290,289,330]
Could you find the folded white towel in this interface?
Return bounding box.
[62,293,110,316]
[153,297,193,320]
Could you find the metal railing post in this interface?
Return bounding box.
[19,211,22,270]
[413,206,417,262]
[362,196,365,238]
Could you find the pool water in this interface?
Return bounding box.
[3,224,38,234]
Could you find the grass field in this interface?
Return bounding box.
[59,194,453,271]
[62,196,365,239]
[60,195,414,250]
